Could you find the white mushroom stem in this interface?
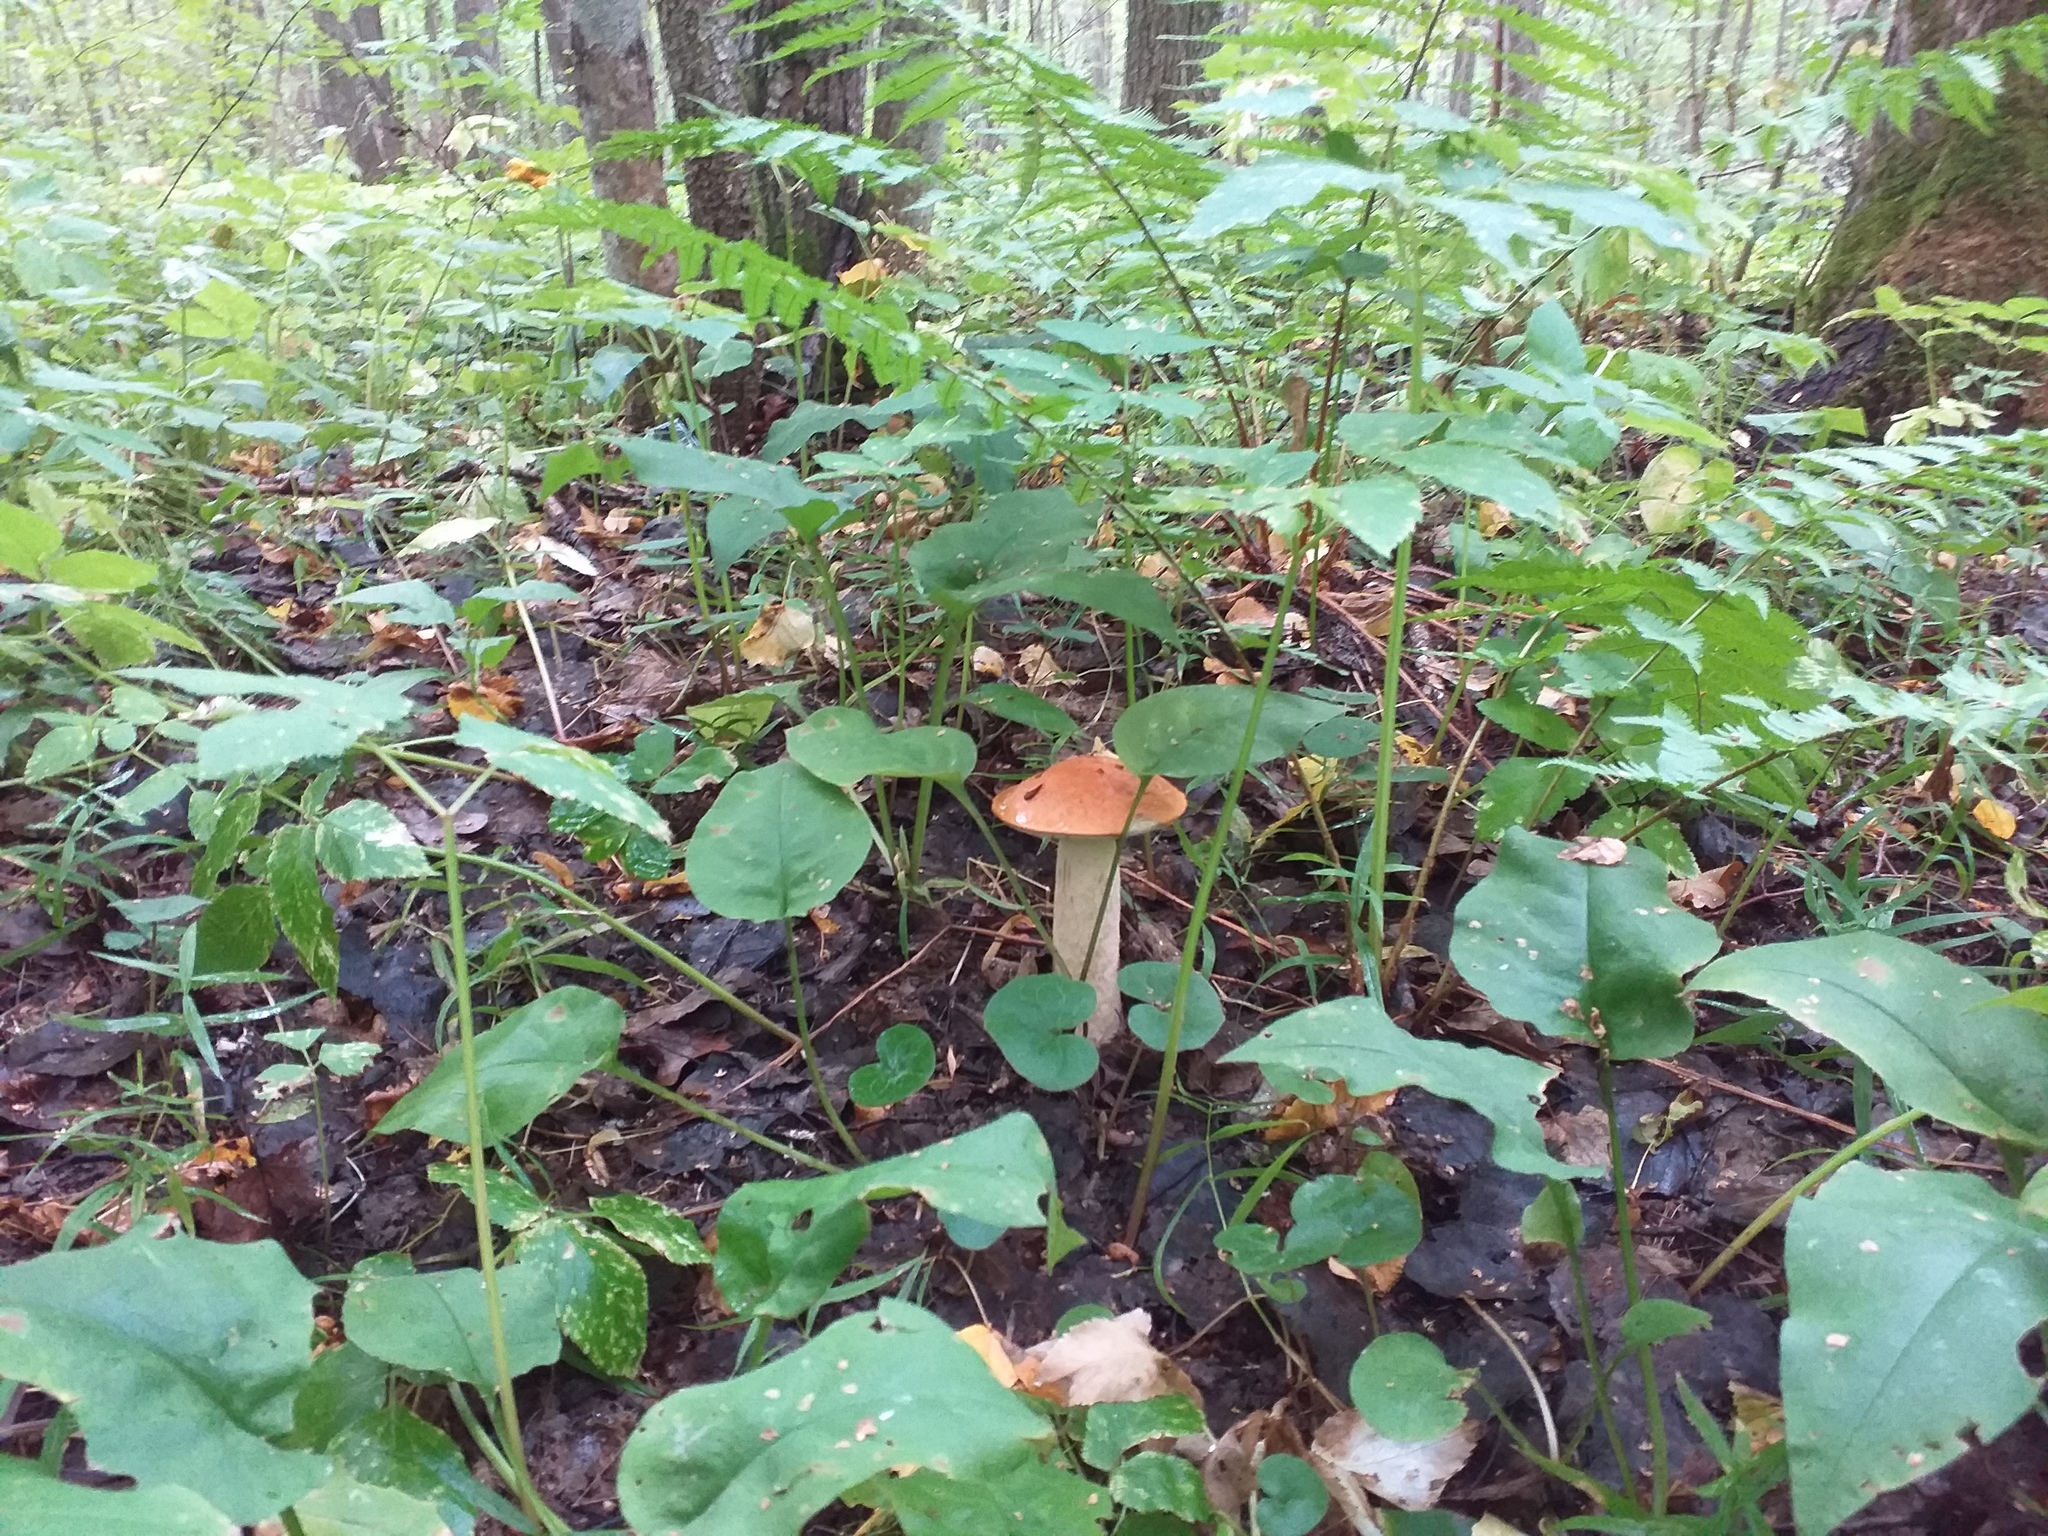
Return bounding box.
[1052,835,1123,1044]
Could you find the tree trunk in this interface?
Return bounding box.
[1121,0,1221,128]
[1493,0,1547,119]
[538,0,575,112]
[451,0,499,113]
[314,6,403,182]
[651,0,756,243]
[563,0,677,295]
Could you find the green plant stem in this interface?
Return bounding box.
[1688,1110,1924,1299]
[907,616,962,889]
[946,786,1057,955]
[1364,536,1413,997]
[604,1062,839,1172]
[1599,1048,1668,1515]
[785,920,864,1163]
[1123,537,1312,1250]
[1570,1240,1641,1504]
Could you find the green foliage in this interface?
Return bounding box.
[1349,1333,1472,1442]
[849,1022,939,1107]
[984,973,1101,1091]
[684,758,873,921]
[341,1257,562,1385]
[787,705,977,784]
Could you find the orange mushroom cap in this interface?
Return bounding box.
[991,754,1187,838]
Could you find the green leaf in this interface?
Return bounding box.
[965,682,1076,740]
[318,800,431,881]
[1693,933,2048,1147]
[332,580,458,630]
[1283,1153,1422,1269]
[1024,569,1179,639]
[61,602,202,666]
[866,1444,1110,1536]
[906,489,1095,613]
[290,1470,453,1536]
[341,1258,561,1386]
[541,441,607,500]
[1108,1452,1214,1522]
[588,1190,712,1266]
[787,706,977,784]
[1782,1163,2048,1535]
[1221,995,1578,1179]
[0,1457,235,1536]
[1349,1333,1471,1442]
[1113,686,1343,781]
[1386,441,1560,523]
[456,717,668,841]
[515,1216,648,1378]
[849,1023,938,1108]
[618,1301,1052,1536]
[321,1399,527,1530]
[425,1161,549,1230]
[707,496,786,575]
[714,1115,1055,1319]
[1118,961,1224,1052]
[193,885,277,976]
[24,720,96,781]
[191,788,260,897]
[374,986,625,1143]
[1328,475,1425,558]
[1619,1298,1711,1351]
[0,1224,329,1523]
[1079,1395,1206,1469]
[0,500,62,575]
[984,973,1100,1092]
[1040,318,1205,358]
[685,758,872,921]
[1450,829,1721,1060]
[1520,299,1586,375]
[623,437,817,510]
[1185,155,1400,240]
[45,548,156,592]
[1520,1179,1584,1255]
[1254,1453,1329,1536]
[272,825,339,995]
[128,669,431,780]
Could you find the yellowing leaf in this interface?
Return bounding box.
[838,258,887,297]
[1972,798,2018,840]
[505,157,551,188]
[954,1323,1021,1389]
[739,600,815,669]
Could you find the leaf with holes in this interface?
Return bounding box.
[1693,932,2048,1147]
[685,758,872,921]
[1450,828,1720,1060]
[1781,1163,2048,1535]
[1221,995,1578,1179]
[373,986,624,1143]
[618,1301,1052,1536]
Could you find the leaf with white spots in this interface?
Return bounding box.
[515,1216,648,1379]
[1781,1163,2048,1535]
[617,1301,1053,1536]
[1694,932,2048,1146]
[1450,827,1721,1060]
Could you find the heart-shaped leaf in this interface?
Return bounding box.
[787,706,977,784]
[1254,1453,1330,1536]
[685,758,872,921]
[1450,828,1721,1060]
[984,973,1100,1091]
[1692,932,2048,1147]
[373,986,624,1143]
[0,1224,328,1523]
[1282,1153,1421,1269]
[1113,685,1343,781]
[1220,995,1579,1179]
[849,1023,938,1108]
[619,1301,1052,1536]
[1349,1333,1471,1442]
[341,1258,561,1385]
[1118,961,1225,1052]
[1781,1163,2048,1535]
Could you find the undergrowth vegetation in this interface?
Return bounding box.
[0,2,2045,1534]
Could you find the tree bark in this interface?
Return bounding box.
[563,0,677,295]
[651,0,756,244]
[1121,0,1221,128]
[1492,0,1547,119]
[314,6,403,182]
[451,0,499,113]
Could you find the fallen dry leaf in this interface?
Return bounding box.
[1200,1405,1311,1527]
[1543,1104,1613,1169]
[1311,1409,1479,1513]
[1477,500,1514,537]
[838,256,887,297]
[955,1323,1022,1389]
[1558,835,1628,866]
[1018,1309,1200,1408]
[532,851,576,888]
[1668,860,1743,912]
[1203,656,1253,684]
[445,671,523,724]
[971,644,1005,678]
[505,157,551,188]
[1972,797,2019,840]
[739,600,816,669]
[1730,1381,1784,1454]
[1014,643,1061,689]
[1264,1085,1398,1142]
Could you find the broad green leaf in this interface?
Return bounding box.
[0,500,61,575]
[1349,1333,1470,1442]
[984,973,1100,1092]
[24,720,95,781]
[1079,1395,1206,1469]
[1693,933,2048,1147]
[318,800,431,881]
[193,885,277,976]
[906,488,1095,613]
[865,1445,1109,1536]
[191,788,260,897]
[1282,1153,1421,1269]
[714,1115,1055,1318]
[787,705,977,784]
[1782,1163,2048,1535]
[332,580,458,630]
[849,1022,938,1107]
[624,437,814,509]
[272,824,339,995]
[61,602,202,667]
[1113,686,1343,781]
[588,1191,712,1266]
[456,717,667,840]
[1619,1298,1711,1351]
[291,1470,452,1536]
[966,682,1076,739]
[1254,1453,1329,1536]
[424,1161,549,1229]
[323,1400,527,1531]
[0,1224,328,1523]
[1521,1179,1585,1254]
[620,1301,1052,1536]
[1386,441,1560,522]
[1221,995,1578,1179]
[541,441,606,499]
[1185,155,1400,240]
[0,1457,235,1536]
[374,986,625,1143]
[45,548,156,592]
[1040,318,1205,358]
[1118,961,1224,1052]
[1638,445,1706,535]
[707,495,786,574]
[685,758,871,921]
[129,669,431,779]
[341,1259,561,1385]
[687,689,779,745]
[1109,1452,1214,1522]
[1450,829,1720,1060]
[515,1216,648,1378]
[1512,180,1704,253]
[1328,475,1425,558]
[1025,569,1179,639]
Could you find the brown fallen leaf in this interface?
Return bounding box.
[532,851,576,888]
[445,670,523,724]
[1558,835,1628,865]
[1264,1085,1398,1142]
[971,645,1006,678]
[1017,1309,1200,1408]
[838,256,887,297]
[955,1322,1022,1389]
[739,600,816,669]
[1730,1381,1784,1454]
[1311,1409,1479,1513]
[1667,859,1743,912]
[1972,797,2019,840]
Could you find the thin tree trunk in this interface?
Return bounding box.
[452,0,499,113]
[1724,0,1758,131]
[1447,15,1478,119]
[1121,0,1222,128]
[1491,0,1546,119]
[563,0,677,295]
[651,0,755,243]
[314,6,403,181]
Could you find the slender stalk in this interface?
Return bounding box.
[908,616,962,888]
[786,920,864,1162]
[1364,537,1413,997]
[1688,1110,1923,1298]
[605,1063,839,1173]
[1599,1048,1668,1515]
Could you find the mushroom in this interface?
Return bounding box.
[992,754,1187,1044]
